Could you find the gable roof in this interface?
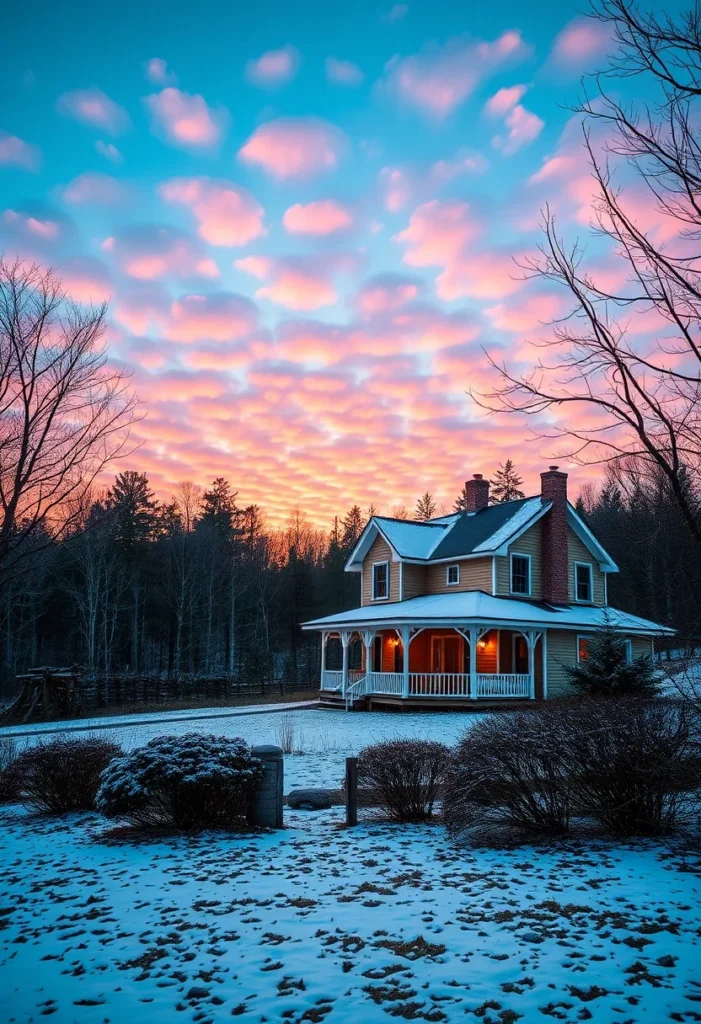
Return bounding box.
[346,497,618,572]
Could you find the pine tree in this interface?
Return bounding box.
[415,492,437,520]
[199,478,240,537]
[107,471,159,549]
[453,483,469,512]
[564,617,657,697]
[490,460,525,503]
[340,506,364,550]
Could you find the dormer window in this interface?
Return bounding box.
[574,562,593,603]
[510,553,531,596]
[372,561,389,600]
[446,564,460,586]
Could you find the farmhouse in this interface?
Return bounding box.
[303,467,672,709]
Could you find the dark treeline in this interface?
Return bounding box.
[578,461,701,640]
[0,471,366,696]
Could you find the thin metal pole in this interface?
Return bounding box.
[345,756,358,827]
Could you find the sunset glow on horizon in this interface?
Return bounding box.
[1,0,663,526]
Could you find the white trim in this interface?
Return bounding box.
[573,561,594,604]
[345,520,401,571]
[542,630,548,699]
[604,572,608,606]
[509,552,532,597]
[491,500,552,555]
[567,505,619,573]
[446,564,460,586]
[371,560,390,601]
[399,560,404,601]
[576,634,590,663]
[623,638,633,664]
[491,556,497,595]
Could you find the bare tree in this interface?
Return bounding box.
[0,260,138,580]
[477,0,701,546]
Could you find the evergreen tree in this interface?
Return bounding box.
[199,478,239,537]
[107,471,159,549]
[490,460,525,503]
[415,492,437,520]
[340,506,364,550]
[453,483,469,513]
[564,618,657,697]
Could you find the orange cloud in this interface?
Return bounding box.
[238,118,345,179]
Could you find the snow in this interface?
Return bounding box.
[304,590,673,635]
[1,799,700,1024]
[374,517,446,559]
[472,496,544,552]
[2,709,484,792]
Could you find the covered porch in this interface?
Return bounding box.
[319,626,544,707]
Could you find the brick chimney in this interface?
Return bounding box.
[465,473,490,512]
[540,466,569,605]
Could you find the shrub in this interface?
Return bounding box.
[96,733,264,831]
[356,739,450,822]
[444,705,574,845]
[565,620,657,697]
[0,737,19,802]
[9,737,121,813]
[568,698,700,836]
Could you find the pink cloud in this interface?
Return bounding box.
[430,150,489,181]
[282,200,352,235]
[60,257,113,304]
[551,18,612,67]
[380,166,412,212]
[381,30,530,120]
[485,292,566,332]
[493,103,544,155]
[245,45,300,87]
[236,254,353,310]
[56,88,131,135]
[159,177,265,246]
[0,132,41,172]
[355,273,422,317]
[3,209,60,241]
[144,88,228,150]
[167,292,259,343]
[395,199,481,268]
[102,224,220,281]
[484,84,527,117]
[326,57,364,86]
[61,171,129,205]
[436,249,528,301]
[238,117,345,179]
[144,57,178,86]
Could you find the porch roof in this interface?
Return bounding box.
[302,591,673,635]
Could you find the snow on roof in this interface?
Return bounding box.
[372,517,446,560]
[472,497,544,552]
[303,591,673,634]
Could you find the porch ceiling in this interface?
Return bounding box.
[302,591,673,635]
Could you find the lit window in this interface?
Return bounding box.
[575,563,593,602]
[510,554,531,595]
[578,637,590,662]
[446,564,460,586]
[372,562,388,600]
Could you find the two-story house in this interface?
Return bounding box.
[303,466,673,709]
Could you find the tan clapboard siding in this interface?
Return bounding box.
[495,522,543,598]
[402,563,426,600]
[426,557,493,595]
[631,636,654,659]
[546,629,578,697]
[361,535,400,605]
[568,530,606,605]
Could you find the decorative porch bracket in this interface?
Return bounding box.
[362,629,376,685]
[518,629,542,700]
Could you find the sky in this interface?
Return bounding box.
[0,0,669,526]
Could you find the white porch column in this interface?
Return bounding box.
[525,630,542,700]
[341,630,350,698]
[469,626,478,700]
[320,631,327,688]
[362,629,375,690]
[402,625,410,697]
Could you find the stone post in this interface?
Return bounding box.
[250,744,284,829]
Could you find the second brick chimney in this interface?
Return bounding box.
[540,465,569,605]
[465,473,490,512]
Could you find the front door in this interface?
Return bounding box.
[431,635,461,673]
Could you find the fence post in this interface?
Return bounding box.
[345,756,358,827]
[251,744,284,829]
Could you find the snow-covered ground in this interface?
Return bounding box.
[2,708,484,792]
[1,802,700,1024]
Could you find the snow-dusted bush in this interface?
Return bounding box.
[356,739,450,822]
[0,737,19,802]
[569,698,700,836]
[96,732,264,830]
[9,737,121,813]
[444,705,575,845]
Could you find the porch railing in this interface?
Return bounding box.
[321,670,531,699]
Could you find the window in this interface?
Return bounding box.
[446,564,460,586]
[372,561,389,600]
[510,553,531,596]
[623,639,633,664]
[577,636,590,663]
[574,562,593,603]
